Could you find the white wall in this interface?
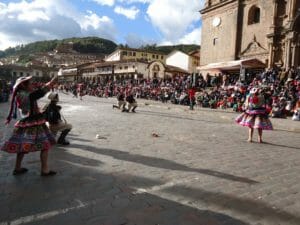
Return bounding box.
[105,51,121,62]
[166,51,189,71]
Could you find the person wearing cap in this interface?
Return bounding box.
[235,87,273,143]
[1,76,57,176]
[44,93,72,145]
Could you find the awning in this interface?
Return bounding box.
[198,58,265,71]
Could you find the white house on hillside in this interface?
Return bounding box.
[166,50,200,74]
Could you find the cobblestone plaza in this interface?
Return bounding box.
[0,94,299,225]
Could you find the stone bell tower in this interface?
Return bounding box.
[200,0,300,69]
[200,0,240,66]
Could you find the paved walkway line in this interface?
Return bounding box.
[0,200,87,225]
[133,176,200,194]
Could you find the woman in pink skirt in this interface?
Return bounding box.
[1,76,57,176]
[235,87,273,143]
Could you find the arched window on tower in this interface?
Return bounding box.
[248,6,260,25]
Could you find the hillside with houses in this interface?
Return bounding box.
[0,37,200,82]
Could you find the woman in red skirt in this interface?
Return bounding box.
[1,76,57,176]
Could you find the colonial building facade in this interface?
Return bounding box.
[77,60,189,82]
[0,65,58,81]
[200,0,300,69]
[105,47,167,63]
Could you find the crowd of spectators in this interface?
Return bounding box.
[57,67,300,121]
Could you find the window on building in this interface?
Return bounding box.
[125,66,128,69]
[213,38,218,46]
[133,52,136,56]
[133,65,135,69]
[20,72,23,76]
[248,5,260,25]
[119,67,123,70]
[122,51,127,56]
[152,54,155,58]
[161,56,163,60]
[36,72,39,76]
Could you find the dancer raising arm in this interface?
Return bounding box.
[1,76,57,176]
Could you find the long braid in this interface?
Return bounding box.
[5,89,18,124]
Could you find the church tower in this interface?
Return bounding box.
[200,0,240,66]
[200,0,300,69]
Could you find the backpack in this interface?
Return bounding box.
[44,104,61,124]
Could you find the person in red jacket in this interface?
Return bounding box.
[188,85,196,110]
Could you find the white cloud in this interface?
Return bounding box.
[93,0,151,6]
[178,27,201,45]
[125,33,156,48]
[81,12,117,38]
[159,28,201,46]
[92,0,115,6]
[0,0,204,50]
[146,0,203,42]
[114,6,139,20]
[82,12,112,30]
[117,0,151,4]
[0,0,117,50]
[18,10,50,22]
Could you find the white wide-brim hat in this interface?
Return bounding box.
[13,76,32,90]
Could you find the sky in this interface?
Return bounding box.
[0,0,204,51]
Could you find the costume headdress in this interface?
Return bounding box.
[6,76,32,124]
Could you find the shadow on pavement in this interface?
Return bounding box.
[70,143,258,184]
[68,136,93,143]
[0,148,250,225]
[136,110,230,124]
[260,141,300,150]
[164,185,300,225]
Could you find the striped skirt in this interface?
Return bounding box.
[1,116,56,154]
[235,111,273,130]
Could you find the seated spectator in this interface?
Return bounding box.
[292,109,300,121]
[271,97,287,118]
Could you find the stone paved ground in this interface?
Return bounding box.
[0,93,299,225]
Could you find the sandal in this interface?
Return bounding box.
[13,168,28,175]
[41,170,57,177]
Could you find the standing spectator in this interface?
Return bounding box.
[188,85,196,110]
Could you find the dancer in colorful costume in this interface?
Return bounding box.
[235,87,273,143]
[1,76,57,176]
